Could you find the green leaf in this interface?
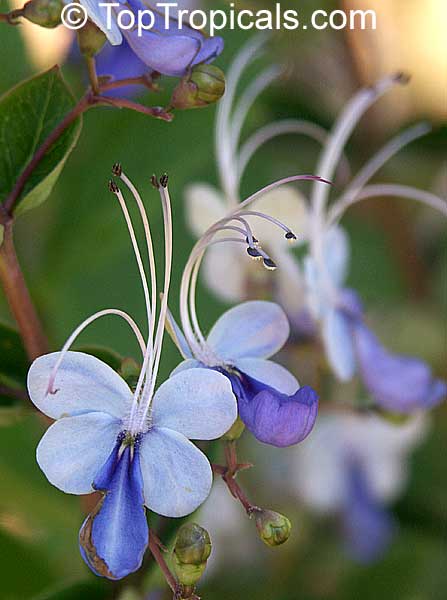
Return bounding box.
[0,66,82,216]
[0,321,28,383]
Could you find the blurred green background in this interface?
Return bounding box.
[0,0,446,598]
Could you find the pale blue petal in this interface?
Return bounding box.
[166,307,193,359]
[27,351,132,420]
[170,359,202,377]
[140,427,212,517]
[234,358,299,395]
[78,0,122,45]
[324,226,350,287]
[322,309,356,381]
[207,301,290,362]
[152,368,236,440]
[37,412,121,494]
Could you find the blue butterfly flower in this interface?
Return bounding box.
[27,169,237,579]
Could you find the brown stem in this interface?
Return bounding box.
[0,223,49,360]
[0,384,28,401]
[213,442,260,516]
[91,95,173,121]
[149,533,178,594]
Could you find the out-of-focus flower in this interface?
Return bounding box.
[291,412,427,562]
[186,36,447,413]
[79,0,223,77]
[304,229,447,413]
[27,169,236,580]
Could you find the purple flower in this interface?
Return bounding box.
[79,0,224,77]
[170,301,319,448]
[351,318,447,413]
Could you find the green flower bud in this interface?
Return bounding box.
[21,0,63,27]
[223,415,245,441]
[255,510,291,547]
[77,20,107,57]
[172,523,211,586]
[170,65,225,110]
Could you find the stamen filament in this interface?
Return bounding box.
[327,184,447,225]
[332,122,431,220]
[45,309,145,395]
[117,167,158,349]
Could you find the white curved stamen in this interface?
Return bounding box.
[215,34,268,203]
[327,184,447,226]
[311,73,410,219]
[230,65,281,161]
[237,119,352,181]
[137,181,173,431]
[331,122,432,223]
[118,169,158,349]
[46,309,146,395]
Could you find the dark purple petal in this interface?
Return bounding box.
[79,435,148,580]
[225,369,319,447]
[353,321,446,413]
[342,462,395,563]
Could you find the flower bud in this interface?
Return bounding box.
[77,20,107,57]
[170,65,226,110]
[223,415,245,441]
[172,523,211,586]
[255,510,291,547]
[21,0,63,27]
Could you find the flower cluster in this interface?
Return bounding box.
[184,36,446,562]
[27,163,325,581]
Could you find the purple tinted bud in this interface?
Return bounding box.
[224,370,318,448]
[352,321,446,413]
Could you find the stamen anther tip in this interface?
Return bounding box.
[285,231,297,241]
[112,162,123,176]
[263,258,277,271]
[150,175,159,189]
[108,180,120,194]
[160,173,169,188]
[394,71,411,85]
